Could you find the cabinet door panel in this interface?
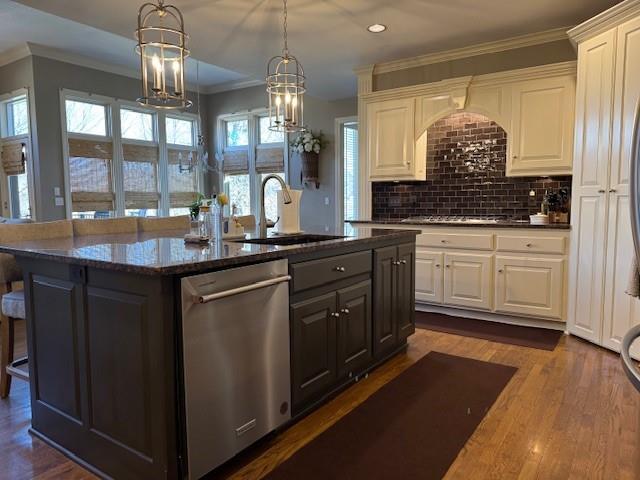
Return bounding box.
[291,293,337,410]
[367,98,416,180]
[602,194,640,356]
[397,243,416,341]
[568,30,616,344]
[373,246,398,357]
[495,256,564,320]
[337,281,372,378]
[444,253,493,310]
[509,76,574,176]
[415,250,443,304]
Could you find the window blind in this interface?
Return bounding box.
[168,148,199,207]
[222,149,249,174]
[0,140,26,175]
[68,138,114,212]
[255,146,284,173]
[122,143,160,209]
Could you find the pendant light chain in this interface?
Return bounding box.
[282,0,289,56]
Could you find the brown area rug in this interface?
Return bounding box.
[416,311,563,351]
[265,351,516,480]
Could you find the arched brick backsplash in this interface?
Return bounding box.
[371,112,572,220]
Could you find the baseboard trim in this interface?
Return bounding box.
[416,303,568,332]
[29,428,111,480]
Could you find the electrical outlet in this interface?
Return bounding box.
[54,187,61,196]
[55,197,64,207]
[324,197,329,206]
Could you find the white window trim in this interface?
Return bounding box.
[334,116,358,231]
[217,108,288,218]
[0,88,36,220]
[60,88,202,219]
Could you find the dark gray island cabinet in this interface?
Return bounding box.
[1,227,416,479]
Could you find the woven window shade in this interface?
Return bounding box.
[68,138,114,212]
[222,149,249,174]
[1,140,26,175]
[168,148,199,208]
[255,146,284,173]
[123,143,159,210]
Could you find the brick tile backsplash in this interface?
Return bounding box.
[371,112,572,220]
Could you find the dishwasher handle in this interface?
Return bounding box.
[195,275,291,304]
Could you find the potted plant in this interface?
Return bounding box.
[189,193,205,220]
[290,130,328,188]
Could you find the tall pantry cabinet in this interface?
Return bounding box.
[568,2,640,356]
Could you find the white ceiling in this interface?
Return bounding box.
[3,0,623,99]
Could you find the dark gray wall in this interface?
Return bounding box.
[374,40,577,91]
[30,55,207,220]
[0,57,38,217]
[207,86,357,232]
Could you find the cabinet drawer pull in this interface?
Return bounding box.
[340,308,350,315]
[400,260,407,264]
[334,266,346,272]
[526,243,532,247]
[609,188,617,193]
[435,264,441,268]
[498,269,504,273]
[598,189,606,193]
[330,312,340,318]
[440,239,448,243]
[445,265,450,268]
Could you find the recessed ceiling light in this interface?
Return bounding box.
[367,24,387,33]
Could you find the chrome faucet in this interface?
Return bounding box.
[259,174,292,237]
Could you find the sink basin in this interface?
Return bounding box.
[233,234,344,246]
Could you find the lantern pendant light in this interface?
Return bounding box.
[136,1,192,109]
[266,0,306,133]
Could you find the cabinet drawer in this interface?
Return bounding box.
[496,235,565,254]
[417,232,494,251]
[291,251,372,293]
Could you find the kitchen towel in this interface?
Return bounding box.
[627,256,640,297]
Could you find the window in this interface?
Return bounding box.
[259,116,284,144]
[343,123,358,221]
[1,92,33,219]
[335,119,358,228]
[226,119,248,147]
[6,97,28,137]
[166,116,194,146]
[65,99,108,136]
[220,112,286,222]
[121,108,154,141]
[62,91,201,219]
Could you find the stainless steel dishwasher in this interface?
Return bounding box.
[181,259,291,479]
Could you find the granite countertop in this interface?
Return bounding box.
[347,219,571,230]
[0,225,418,276]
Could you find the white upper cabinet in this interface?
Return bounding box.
[366,98,425,181]
[360,64,576,183]
[508,76,575,176]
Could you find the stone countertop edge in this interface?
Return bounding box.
[0,229,419,276]
[347,220,571,230]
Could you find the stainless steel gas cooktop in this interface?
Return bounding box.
[400,215,527,225]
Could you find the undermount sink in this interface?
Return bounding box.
[234,234,344,246]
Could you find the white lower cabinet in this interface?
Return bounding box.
[495,256,564,320]
[415,250,443,304]
[443,253,493,310]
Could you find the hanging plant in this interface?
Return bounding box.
[290,130,328,188]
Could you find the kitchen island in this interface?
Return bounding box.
[0,226,417,480]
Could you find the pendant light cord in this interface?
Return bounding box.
[282,0,289,56]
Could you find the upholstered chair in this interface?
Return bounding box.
[137,215,190,232]
[0,220,73,398]
[72,217,139,236]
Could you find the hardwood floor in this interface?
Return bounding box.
[1,320,639,480]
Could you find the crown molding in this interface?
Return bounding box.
[26,43,142,81]
[360,61,576,103]
[0,44,32,68]
[360,27,572,76]
[203,78,265,95]
[568,0,640,44]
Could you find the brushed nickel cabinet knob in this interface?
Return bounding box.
[340,308,350,315]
